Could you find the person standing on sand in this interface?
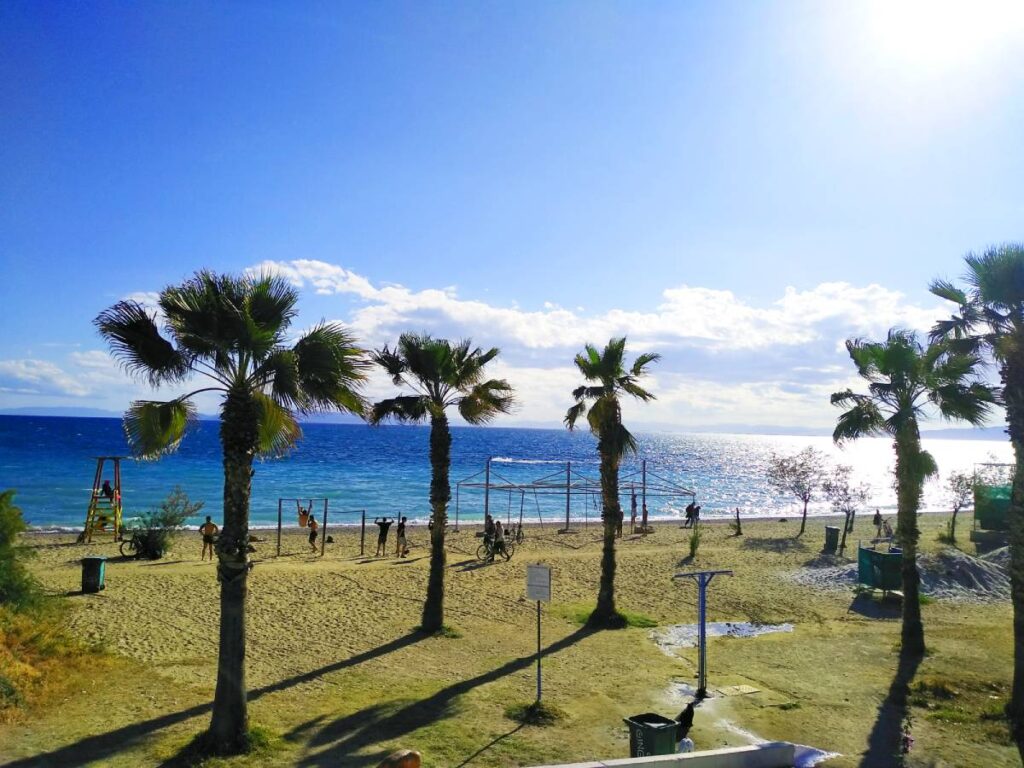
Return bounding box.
[872,509,882,538]
[396,516,409,557]
[630,492,638,533]
[684,501,695,528]
[375,516,393,556]
[200,516,218,561]
[491,519,509,562]
[308,513,319,552]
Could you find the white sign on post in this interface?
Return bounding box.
[526,563,552,602]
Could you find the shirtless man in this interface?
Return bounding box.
[200,516,219,561]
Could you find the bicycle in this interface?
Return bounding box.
[119,529,145,559]
[476,536,516,562]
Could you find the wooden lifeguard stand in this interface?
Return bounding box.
[82,456,125,542]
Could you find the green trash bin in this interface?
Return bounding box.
[823,526,840,554]
[81,556,107,593]
[623,713,677,757]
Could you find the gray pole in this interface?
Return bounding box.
[641,459,648,530]
[360,510,366,556]
[564,461,571,531]
[277,499,282,556]
[320,498,328,557]
[536,600,542,702]
[674,569,733,699]
[484,457,491,520]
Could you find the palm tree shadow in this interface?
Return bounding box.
[859,647,922,767]
[454,722,525,767]
[2,631,426,768]
[293,625,597,767]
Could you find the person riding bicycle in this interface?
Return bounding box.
[483,512,495,544]
[490,519,510,562]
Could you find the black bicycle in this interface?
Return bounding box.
[119,529,145,559]
[476,536,516,562]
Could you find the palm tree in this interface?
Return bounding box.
[565,337,659,628]
[370,334,514,633]
[96,271,368,755]
[831,329,995,655]
[930,243,1024,756]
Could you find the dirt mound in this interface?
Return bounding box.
[981,547,1010,568]
[791,547,1009,603]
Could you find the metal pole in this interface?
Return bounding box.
[641,459,648,530]
[697,574,707,697]
[564,461,571,531]
[360,510,366,556]
[277,499,282,556]
[320,498,328,557]
[484,457,491,520]
[454,484,460,532]
[536,600,542,702]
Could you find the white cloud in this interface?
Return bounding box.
[0,359,91,397]
[250,259,946,355]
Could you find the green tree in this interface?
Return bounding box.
[766,447,827,537]
[370,334,514,633]
[0,490,40,610]
[821,465,869,553]
[831,329,995,655]
[565,337,659,628]
[944,470,974,543]
[930,243,1024,754]
[96,271,368,755]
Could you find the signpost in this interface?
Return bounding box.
[527,564,552,702]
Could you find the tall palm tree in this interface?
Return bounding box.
[831,329,995,655]
[370,334,514,633]
[930,243,1024,756]
[565,337,659,629]
[96,271,368,755]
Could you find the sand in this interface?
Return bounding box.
[0,513,1017,767]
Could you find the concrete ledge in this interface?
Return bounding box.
[527,742,796,768]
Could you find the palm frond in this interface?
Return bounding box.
[928,278,968,306]
[619,378,656,402]
[95,301,191,386]
[253,391,302,457]
[369,396,430,425]
[245,273,299,343]
[123,399,196,459]
[832,402,885,444]
[293,323,370,414]
[252,349,301,409]
[630,351,661,376]
[372,345,408,385]
[457,379,515,424]
[564,401,587,430]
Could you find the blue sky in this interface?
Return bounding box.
[2,2,1022,429]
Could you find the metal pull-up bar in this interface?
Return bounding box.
[674,569,733,698]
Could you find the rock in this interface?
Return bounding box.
[377,750,422,768]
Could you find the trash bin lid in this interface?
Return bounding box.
[624,713,676,726]
[82,556,107,562]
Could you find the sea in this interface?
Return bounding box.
[0,415,1013,531]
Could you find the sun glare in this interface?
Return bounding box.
[864,0,1024,73]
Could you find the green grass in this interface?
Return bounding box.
[505,701,567,727]
[552,603,657,628]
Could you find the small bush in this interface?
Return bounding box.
[0,490,41,610]
[912,678,957,700]
[778,701,801,711]
[688,526,702,559]
[937,520,957,545]
[553,603,656,628]
[127,487,203,559]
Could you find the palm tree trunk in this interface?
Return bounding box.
[421,414,451,633]
[894,428,925,656]
[589,435,624,629]
[1003,353,1024,761]
[207,391,259,754]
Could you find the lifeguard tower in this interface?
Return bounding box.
[82,456,125,542]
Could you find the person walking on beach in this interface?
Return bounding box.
[693,505,701,526]
[872,509,883,538]
[396,516,409,557]
[630,492,638,534]
[684,501,695,528]
[375,516,393,556]
[491,519,510,562]
[200,516,219,561]
[308,513,319,552]
[484,512,494,542]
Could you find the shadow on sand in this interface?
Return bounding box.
[3,631,427,768]
[859,646,923,767]
[740,537,808,553]
[847,593,902,620]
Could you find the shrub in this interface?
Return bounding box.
[128,487,204,559]
[688,525,702,559]
[0,490,41,610]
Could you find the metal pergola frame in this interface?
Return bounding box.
[454,457,696,533]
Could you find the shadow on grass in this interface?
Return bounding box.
[859,646,923,767]
[289,625,597,767]
[740,537,808,553]
[2,631,426,768]
[453,722,525,767]
[848,593,902,620]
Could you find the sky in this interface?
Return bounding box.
[1,1,1023,431]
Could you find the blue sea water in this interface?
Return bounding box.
[0,415,1013,530]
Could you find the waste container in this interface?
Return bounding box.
[81,557,107,593]
[823,526,840,554]
[623,713,677,757]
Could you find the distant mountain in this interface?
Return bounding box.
[0,406,218,421]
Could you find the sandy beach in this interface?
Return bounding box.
[0,513,1015,767]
